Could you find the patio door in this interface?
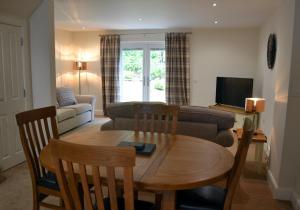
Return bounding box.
[120,42,166,102]
[0,23,26,170]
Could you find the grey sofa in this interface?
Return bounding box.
[101,102,235,147]
[56,88,96,134]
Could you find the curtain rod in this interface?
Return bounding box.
[98,32,192,37]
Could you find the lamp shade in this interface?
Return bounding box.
[73,61,87,70]
[245,98,265,113]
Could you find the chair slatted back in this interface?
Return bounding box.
[134,104,179,135]
[224,118,254,210]
[15,106,59,182]
[50,140,136,210]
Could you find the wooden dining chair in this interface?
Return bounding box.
[176,118,254,210]
[133,104,179,135]
[49,140,155,210]
[133,103,179,210]
[15,106,63,210]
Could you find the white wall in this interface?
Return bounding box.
[256,1,300,208]
[190,28,259,106]
[30,0,56,108]
[280,0,300,201]
[55,28,259,112]
[72,32,102,113]
[258,0,295,186]
[55,29,75,90]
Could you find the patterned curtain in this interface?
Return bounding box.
[100,35,120,115]
[165,33,190,105]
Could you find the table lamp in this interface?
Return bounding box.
[73,61,87,95]
[245,98,265,130]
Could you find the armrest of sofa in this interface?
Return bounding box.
[215,129,234,147]
[75,95,96,120]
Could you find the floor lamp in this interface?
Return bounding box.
[74,61,87,95]
[245,98,266,131]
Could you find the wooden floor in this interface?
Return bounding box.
[0,117,294,210]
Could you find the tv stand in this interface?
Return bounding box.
[209,104,256,130]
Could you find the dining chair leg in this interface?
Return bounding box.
[33,193,40,210]
[134,190,139,200]
[155,193,162,210]
[162,191,176,210]
[59,198,65,208]
[78,184,85,209]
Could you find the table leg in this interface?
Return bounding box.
[162,190,176,210]
[255,143,264,162]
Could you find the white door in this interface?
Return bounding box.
[0,23,26,170]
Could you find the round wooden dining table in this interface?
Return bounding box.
[40,130,234,210]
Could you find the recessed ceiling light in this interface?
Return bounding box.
[138,18,143,22]
[213,3,217,7]
[214,20,219,24]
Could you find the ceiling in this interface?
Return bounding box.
[54,0,280,31]
[0,0,41,18]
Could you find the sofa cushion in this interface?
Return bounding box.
[56,109,76,122]
[179,106,235,130]
[107,102,165,119]
[56,87,77,107]
[62,103,92,115]
[101,118,218,141]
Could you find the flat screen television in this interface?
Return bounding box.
[215,77,253,108]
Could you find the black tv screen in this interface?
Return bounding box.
[215,77,253,108]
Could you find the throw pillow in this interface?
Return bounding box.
[56,87,77,107]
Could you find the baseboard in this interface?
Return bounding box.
[267,169,292,200]
[95,109,104,116]
[291,191,300,210]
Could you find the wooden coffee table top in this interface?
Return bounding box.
[40,130,234,191]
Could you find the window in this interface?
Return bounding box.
[120,42,166,102]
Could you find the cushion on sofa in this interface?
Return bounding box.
[100,118,218,141]
[106,102,165,119]
[179,106,235,130]
[56,87,77,107]
[56,109,76,122]
[62,103,92,115]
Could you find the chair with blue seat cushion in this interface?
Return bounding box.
[16,106,63,210]
[50,140,155,210]
[37,172,60,191]
[177,118,254,210]
[102,197,155,210]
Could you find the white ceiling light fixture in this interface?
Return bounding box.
[214,20,219,24]
[213,2,217,7]
[138,18,143,22]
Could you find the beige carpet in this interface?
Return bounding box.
[0,117,293,210]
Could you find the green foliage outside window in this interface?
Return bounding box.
[122,49,166,92]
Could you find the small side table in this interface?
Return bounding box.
[236,128,267,162]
